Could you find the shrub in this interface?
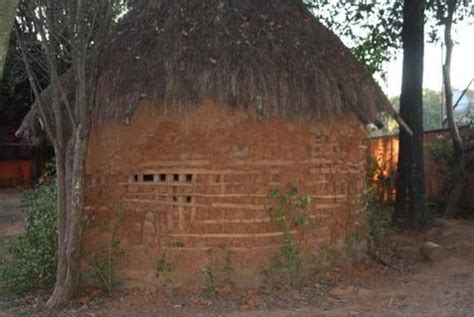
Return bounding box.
[262,231,301,281]
[266,186,312,230]
[154,253,176,280]
[88,210,125,295]
[426,135,454,167]
[0,180,58,297]
[200,246,235,298]
[362,188,393,257]
[425,127,474,216]
[202,266,218,298]
[262,186,311,282]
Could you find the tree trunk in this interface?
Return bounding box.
[48,148,68,302]
[443,0,465,218]
[393,128,409,225]
[394,0,429,230]
[47,127,89,306]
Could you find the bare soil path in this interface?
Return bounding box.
[0,189,23,316]
[0,189,22,265]
[0,189,473,316]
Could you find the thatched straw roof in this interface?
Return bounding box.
[18,0,392,142]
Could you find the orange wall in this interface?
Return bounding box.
[368,128,470,204]
[82,101,369,287]
[0,160,33,188]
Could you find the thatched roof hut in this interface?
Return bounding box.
[18,0,391,142]
[19,0,393,287]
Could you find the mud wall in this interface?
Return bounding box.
[83,100,368,288]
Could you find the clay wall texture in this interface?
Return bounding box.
[83,101,368,287]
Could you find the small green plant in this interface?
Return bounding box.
[88,210,125,295]
[262,231,301,280]
[202,266,217,298]
[0,179,58,298]
[200,246,235,298]
[262,185,311,282]
[362,188,393,257]
[266,185,312,230]
[154,253,176,280]
[154,253,177,288]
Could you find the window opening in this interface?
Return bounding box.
[143,174,154,182]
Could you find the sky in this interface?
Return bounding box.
[382,22,474,98]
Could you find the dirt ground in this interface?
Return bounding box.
[0,188,473,316]
[0,189,23,265]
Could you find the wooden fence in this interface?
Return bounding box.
[0,143,35,188]
[367,128,473,211]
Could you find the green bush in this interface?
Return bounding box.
[262,231,301,281]
[425,127,474,216]
[362,188,393,256]
[0,180,58,297]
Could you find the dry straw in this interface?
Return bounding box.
[18,0,391,143]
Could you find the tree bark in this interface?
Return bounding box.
[47,149,69,305]
[394,0,429,230]
[47,131,89,305]
[443,0,465,218]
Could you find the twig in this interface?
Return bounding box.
[388,296,394,309]
[368,251,401,272]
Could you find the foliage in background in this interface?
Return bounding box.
[371,89,470,137]
[306,1,473,79]
[306,0,402,78]
[423,89,444,131]
[425,0,474,43]
[0,179,57,297]
[426,125,474,216]
[429,126,474,167]
[88,209,125,295]
[0,0,136,125]
[427,135,455,167]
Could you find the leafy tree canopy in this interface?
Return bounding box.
[305,0,473,79]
